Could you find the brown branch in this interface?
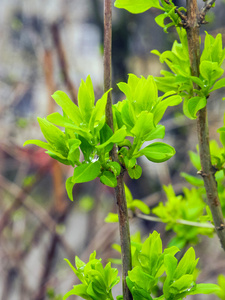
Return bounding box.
[51,22,78,105]
[186,0,225,250]
[104,1,132,299]
[0,173,74,258]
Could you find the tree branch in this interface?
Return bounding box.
[186,0,225,250]
[104,1,132,299]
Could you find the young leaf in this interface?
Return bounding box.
[136,142,175,163]
[96,126,127,150]
[66,176,75,201]
[52,91,83,126]
[23,140,67,159]
[114,0,164,14]
[131,111,155,139]
[128,164,142,179]
[129,200,150,214]
[37,117,68,156]
[186,96,207,119]
[104,213,119,223]
[100,171,117,188]
[73,161,101,183]
[78,75,95,123]
[189,283,222,295]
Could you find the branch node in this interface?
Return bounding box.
[216,224,225,231]
[197,170,208,177]
[198,0,216,26]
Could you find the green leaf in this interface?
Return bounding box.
[185,97,207,119]
[23,139,66,159]
[200,61,224,86]
[52,91,83,126]
[47,112,92,141]
[73,161,101,183]
[96,126,127,150]
[104,212,119,223]
[164,254,177,279]
[79,136,95,161]
[89,90,110,132]
[107,161,121,176]
[144,125,165,141]
[78,75,95,123]
[136,142,175,163]
[37,118,68,155]
[129,200,150,214]
[128,165,142,179]
[189,283,222,295]
[100,171,117,187]
[114,0,164,14]
[65,176,75,201]
[169,274,193,293]
[173,247,198,279]
[131,111,155,139]
[153,94,182,124]
[209,78,225,92]
[180,172,204,187]
[124,184,133,204]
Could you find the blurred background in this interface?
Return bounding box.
[0,0,225,299]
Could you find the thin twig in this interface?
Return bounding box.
[104,1,132,299]
[51,22,78,104]
[136,213,214,229]
[0,174,74,257]
[199,0,216,25]
[163,0,187,23]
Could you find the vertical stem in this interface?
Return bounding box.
[186,0,225,250]
[104,1,132,298]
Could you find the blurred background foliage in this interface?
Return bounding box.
[0,0,225,299]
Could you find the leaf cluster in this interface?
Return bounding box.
[152,185,213,248]
[24,74,179,200]
[63,251,120,300]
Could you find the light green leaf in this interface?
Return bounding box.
[47,112,92,141]
[108,161,121,176]
[180,172,204,187]
[129,200,150,214]
[96,126,127,150]
[128,165,142,179]
[114,0,164,13]
[209,78,225,92]
[186,96,207,119]
[200,61,224,85]
[189,283,222,295]
[23,139,66,159]
[100,171,117,187]
[37,117,68,155]
[136,142,175,163]
[170,274,193,293]
[174,247,198,279]
[131,111,155,139]
[73,161,101,183]
[104,213,119,223]
[144,125,165,141]
[124,184,133,204]
[153,95,182,124]
[52,91,83,126]
[164,254,177,279]
[66,176,75,201]
[78,75,95,123]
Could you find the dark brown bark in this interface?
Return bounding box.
[104,1,132,298]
